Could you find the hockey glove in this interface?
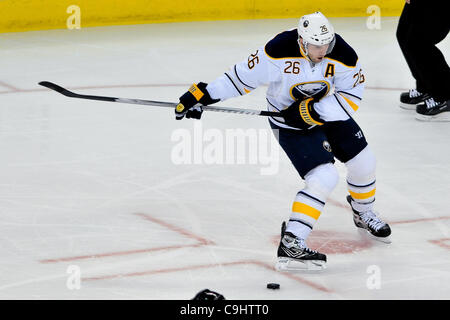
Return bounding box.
[280,97,324,129]
[175,82,219,120]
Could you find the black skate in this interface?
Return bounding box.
[275,221,326,271]
[346,196,391,243]
[400,89,430,110]
[415,98,450,122]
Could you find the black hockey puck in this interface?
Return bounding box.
[267,283,280,290]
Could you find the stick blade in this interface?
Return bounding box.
[39,81,62,91]
[38,81,76,97]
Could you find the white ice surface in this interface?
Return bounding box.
[0,17,449,300]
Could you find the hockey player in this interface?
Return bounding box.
[175,12,391,271]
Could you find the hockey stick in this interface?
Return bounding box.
[38,81,282,117]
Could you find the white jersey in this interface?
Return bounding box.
[206,29,365,130]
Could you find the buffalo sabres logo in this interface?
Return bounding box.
[323,141,332,152]
[290,81,330,101]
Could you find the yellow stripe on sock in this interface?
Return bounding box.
[348,188,376,200]
[292,202,321,220]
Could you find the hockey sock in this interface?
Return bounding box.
[286,163,339,239]
[345,146,377,211]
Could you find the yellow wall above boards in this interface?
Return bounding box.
[0,0,403,33]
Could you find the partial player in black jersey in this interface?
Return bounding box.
[397,0,450,121]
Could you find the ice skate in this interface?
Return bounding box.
[275,222,327,271]
[415,98,450,122]
[400,89,430,110]
[346,196,391,243]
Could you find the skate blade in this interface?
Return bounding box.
[415,112,450,122]
[358,228,392,244]
[276,257,326,272]
[399,103,417,110]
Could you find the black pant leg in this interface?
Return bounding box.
[269,121,334,179]
[396,3,427,92]
[400,0,450,100]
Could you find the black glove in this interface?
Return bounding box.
[175,82,219,120]
[280,97,324,129]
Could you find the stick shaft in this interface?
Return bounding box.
[38,81,281,117]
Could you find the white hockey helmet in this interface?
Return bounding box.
[298,12,335,55]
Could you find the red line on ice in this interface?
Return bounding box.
[428,238,450,250]
[389,216,450,225]
[0,83,192,95]
[0,81,20,92]
[39,213,214,263]
[0,81,409,95]
[133,213,213,245]
[82,259,333,293]
[39,243,206,264]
